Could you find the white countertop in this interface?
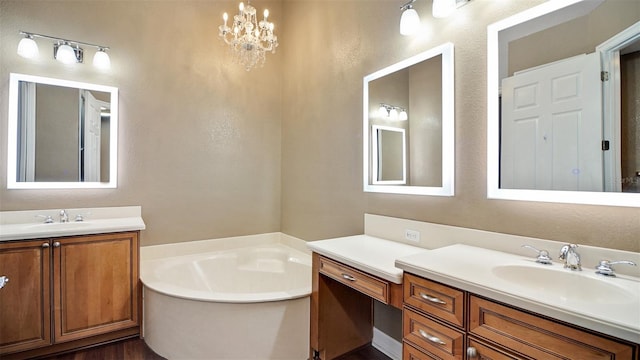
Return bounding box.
[395,244,640,344]
[0,206,145,241]
[307,235,427,284]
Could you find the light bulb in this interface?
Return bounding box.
[223,12,228,24]
[400,7,420,36]
[432,0,456,18]
[399,110,408,121]
[264,9,269,20]
[389,108,399,120]
[239,2,244,11]
[93,49,111,70]
[56,43,76,64]
[17,36,39,59]
[379,105,388,118]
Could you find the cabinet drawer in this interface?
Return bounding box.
[469,296,636,359]
[467,338,524,360]
[318,256,392,304]
[403,273,465,328]
[403,306,465,360]
[403,341,437,360]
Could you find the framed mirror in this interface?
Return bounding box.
[364,42,454,196]
[7,73,118,189]
[487,0,640,207]
[372,125,406,185]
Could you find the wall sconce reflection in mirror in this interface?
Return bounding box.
[17,31,111,70]
[378,103,408,121]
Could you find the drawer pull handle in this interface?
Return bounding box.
[418,329,446,345]
[341,273,356,282]
[419,292,446,304]
[0,275,8,289]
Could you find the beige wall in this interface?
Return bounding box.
[1,0,283,245]
[280,0,640,252]
[1,0,639,252]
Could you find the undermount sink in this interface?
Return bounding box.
[492,264,638,305]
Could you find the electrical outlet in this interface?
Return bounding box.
[404,229,420,243]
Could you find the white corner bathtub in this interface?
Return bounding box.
[140,233,311,360]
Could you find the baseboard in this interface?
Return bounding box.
[372,327,402,360]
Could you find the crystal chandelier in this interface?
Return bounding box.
[218,2,278,71]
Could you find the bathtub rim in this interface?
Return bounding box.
[140,233,312,304]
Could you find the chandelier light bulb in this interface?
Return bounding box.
[239,2,244,11]
[17,36,39,59]
[223,12,228,24]
[93,49,111,70]
[432,0,456,18]
[56,43,77,64]
[264,9,269,20]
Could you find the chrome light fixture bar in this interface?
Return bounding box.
[17,31,111,69]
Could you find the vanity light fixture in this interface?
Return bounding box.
[17,31,111,70]
[400,0,421,36]
[218,2,279,71]
[399,0,470,35]
[379,103,408,121]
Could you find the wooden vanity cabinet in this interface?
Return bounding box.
[402,272,639,360]
[0,231,140,358]
[310,253,403,360]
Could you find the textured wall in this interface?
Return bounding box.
[1,0,639,252]
[0,0,283,245]
[280,0,640,252]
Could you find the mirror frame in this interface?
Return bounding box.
[371,125,407,185]
[7,73,118,189]
[363,42,455,196]
[487,0,640,207]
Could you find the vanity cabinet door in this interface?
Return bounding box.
[52,232,139,343]
[469,295,636,359]
[0,240,51,354]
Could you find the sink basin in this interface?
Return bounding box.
[492,265,638,305]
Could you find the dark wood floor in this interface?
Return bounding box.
[40,338,165,360]
[39,338,391,360]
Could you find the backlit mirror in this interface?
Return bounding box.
[364,42,454,196]
[487,0,640,207]
[7,73,118,189]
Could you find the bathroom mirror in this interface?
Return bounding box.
[372,125,406,185]
[364,42,454,196]
[487,0,640,207]
[7,73,118,189]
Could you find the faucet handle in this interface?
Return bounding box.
[595,260,637,277]
[522,245,553,265]
[35,214,54,224]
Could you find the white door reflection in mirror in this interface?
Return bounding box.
[372,125,406,185]
[363,42,454,196]
[487,0,640,207]
[501,53,602,191]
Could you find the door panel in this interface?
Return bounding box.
[0,240,51,354]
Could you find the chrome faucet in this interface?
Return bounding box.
[559,244,581,271]
[59,209,69,223]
